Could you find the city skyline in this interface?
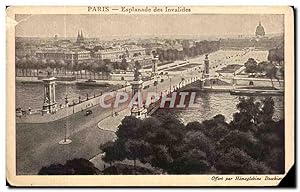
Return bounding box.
[15,14,284,39]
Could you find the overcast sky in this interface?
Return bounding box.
[15,14,284,38]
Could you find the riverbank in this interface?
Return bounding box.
[16,76,125,85]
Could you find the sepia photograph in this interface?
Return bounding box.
[6,6,294,187]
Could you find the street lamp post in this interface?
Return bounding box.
[72,100,75,114]
[169,77,172,93]
[111,93,115,117]
[59,95,72,145]
[155,76,158,94]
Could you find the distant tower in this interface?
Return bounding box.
[80,30,84,41]
[200,54,211,88]
[76,30,84,43]
[255,21,265,37]
[76,31,80,42]
[42,77,57,114]
[152,57,159,75]
[131,65,143,97]
[130,64,146,119]
[204,54,210,78]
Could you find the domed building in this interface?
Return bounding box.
[255,21,265,37]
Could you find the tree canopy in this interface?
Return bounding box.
[38,158,100,175]
[101,97,284,174]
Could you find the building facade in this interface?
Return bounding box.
[94,46,146,62]
[36,48,91,64]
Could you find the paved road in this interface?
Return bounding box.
[16,98,129,175]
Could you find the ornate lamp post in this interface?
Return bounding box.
[59,95,72,145]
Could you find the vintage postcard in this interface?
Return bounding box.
[6,6,294,187]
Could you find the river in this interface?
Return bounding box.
[174,92,284,123]
[16,83,111,110]
[16,83,284,123]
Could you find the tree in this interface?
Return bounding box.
[112,62,120,70]
[83,63,89,78]
[116,116,143,141]
[180,130,216,169]
[279,66,284,77]
[64,158,100,175]
[58,59,66,75]
[231,97,261,132]
[201,114,230,142]
[185,121,206,132]
[38,158,100,175]
[31,56,39,76]
[254,119,284,173]
[15,57,24,76]
[26,56,33,76]
[103,163,158,175]
[20,57,28,76]
[216,147,270,174]
[100,141,126,166]
[268,45,284,65]
[103,59,111,65]
[49,59,56,72]
[134,61,141,70]
[149,144,173,172]
[120,58,129,71]
[102,113,185,173]
[38,163,73,175]
[41,59,47,70]
[91,61,98,79]
[173,149,212,174]
[75,63,84,79]
[104,64,112,74]
[218,130,259,160]
[257,61,269,73]
[133,53,139,57]
[265,63,278,87]
[259,97,275,123]
[87,62,94,79]
[124,139,151,172]
[141,113,185,172]
[244,58,257,75]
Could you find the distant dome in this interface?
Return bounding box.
[255,22,265,37]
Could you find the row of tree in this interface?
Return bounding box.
[100,96,284,174]
[268,44,284,64]
[244,58,283,86]
[182,40,220,58]
[15,56,130,77]
[152,40,220,63]
[154,49,185,62]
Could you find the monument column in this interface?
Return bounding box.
[203,54,211,87]
[42,77,57,114]
[152,57,159,76]
[130,64,146,119]
[204,54,210,78]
